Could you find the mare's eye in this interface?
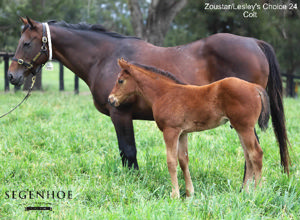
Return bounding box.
[118,79,124,84]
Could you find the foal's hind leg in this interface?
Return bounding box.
[241,128,260,190]
[178,133,194,197]
[238,129,263,190]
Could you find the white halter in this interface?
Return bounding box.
[43,22,53,70]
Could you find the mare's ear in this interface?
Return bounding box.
[118,58,131,73]
[26,16,36,29]
[19,17,27,25]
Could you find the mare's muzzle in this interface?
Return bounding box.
[7,68,25,86]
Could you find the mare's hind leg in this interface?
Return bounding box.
[163,127,181,198]
[178,133,194,197]
[237,128,263,191]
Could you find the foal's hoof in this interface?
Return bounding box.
[186,190,194,198]
[170,191,180,199]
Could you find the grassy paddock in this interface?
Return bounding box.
[0,62,299,219]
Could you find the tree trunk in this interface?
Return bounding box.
[128,0,144,38]
[128,0,187,46]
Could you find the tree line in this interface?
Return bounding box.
[1,0,299,91]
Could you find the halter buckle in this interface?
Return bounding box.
[18,59,24,65]
[41,45,47,51]
[42,36,48,43]
[26,63,33,69]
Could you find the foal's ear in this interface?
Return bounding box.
[118,58,131,72]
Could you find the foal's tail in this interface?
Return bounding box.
[256,86,270,132]
[258,40,290,174]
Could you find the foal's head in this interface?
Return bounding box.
[108,59,138,107]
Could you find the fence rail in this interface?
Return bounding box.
[1,52,79,93]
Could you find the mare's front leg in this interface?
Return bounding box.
[178,133,194,197]
[163,127,181,198]
[110,108,139,170]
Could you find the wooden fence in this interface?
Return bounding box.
[282,73,300,97]
[0,52,79,94]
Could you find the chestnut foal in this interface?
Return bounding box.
[109,59,270,198]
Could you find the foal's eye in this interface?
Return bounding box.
[118,79,124,84]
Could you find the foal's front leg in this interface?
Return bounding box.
[163,127,181,198]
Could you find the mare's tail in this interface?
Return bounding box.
[257,40,290,174]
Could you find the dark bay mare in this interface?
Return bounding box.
[109,59,270,197]
[8,17,290,175]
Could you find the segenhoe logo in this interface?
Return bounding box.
[5,190,73,211]
[5,190,73,199]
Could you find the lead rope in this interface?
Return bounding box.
[0,76,36,119]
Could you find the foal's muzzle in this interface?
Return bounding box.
[108,94,120,107]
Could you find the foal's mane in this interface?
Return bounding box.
[48,21,140,39]
[132,63,187,85]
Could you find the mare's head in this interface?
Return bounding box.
[8,17,49,86]
[108,58,138,107]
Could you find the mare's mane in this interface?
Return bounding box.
[132,63,187,85]
[48,20,140,39]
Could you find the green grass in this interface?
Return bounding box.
[0,62,299,219]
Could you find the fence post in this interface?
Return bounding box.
[74,75,79,94]
[286,74,294,97]
[4,54,10,91]
[292,75,295,97]
[59,62,64,91]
